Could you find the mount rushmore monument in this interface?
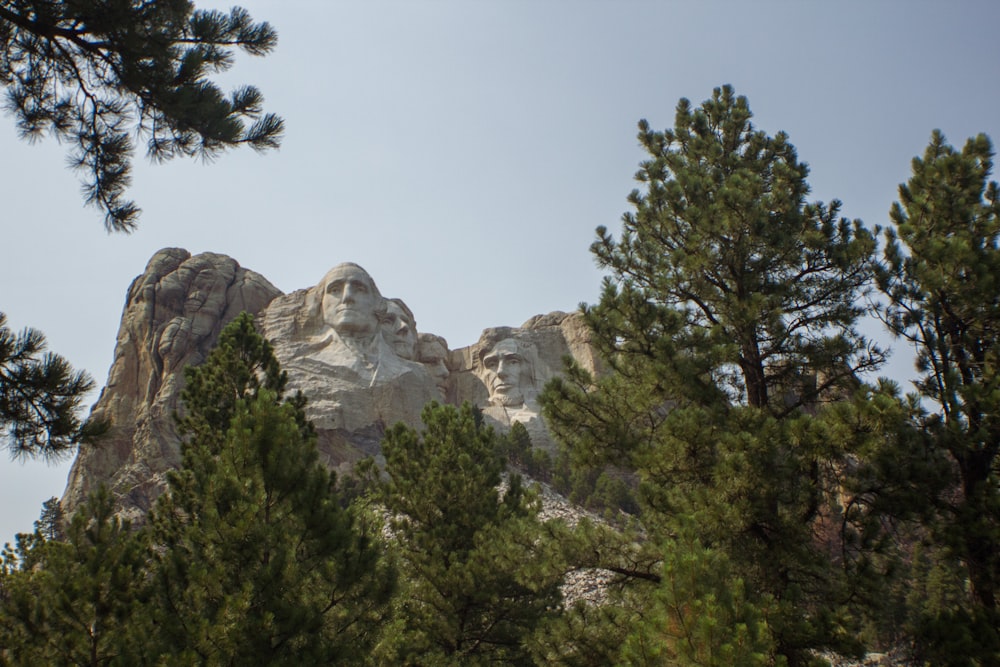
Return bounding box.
[62,248,602,519]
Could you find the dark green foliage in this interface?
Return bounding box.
[898,542,1000,666]
[541,86,887,665]
[0,1,282,230]
[533,519,777,666]
[528,514,661,665]
[529,598,635,667]
[175,310,291,448]
[335,454,383,508]
[549,452,639,519]
[377,402,562,665]
[878,130,1000,659]
[142,312,392,664]
[0,486,145,666]
[498,420,554,481]
[618,527,778,667]
[0,311,106,460]
[496,422,642,523]
[36,497,65,542]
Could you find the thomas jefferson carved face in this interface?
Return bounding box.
[481,338,531,407]
[381,300,417,360]
[321,263,380,337]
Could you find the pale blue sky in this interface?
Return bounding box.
[2,1,998,544]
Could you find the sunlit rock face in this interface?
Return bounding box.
[257,262,441,473]
[62,249,281,521]
[62,249,601,518]
[448,312,604,454]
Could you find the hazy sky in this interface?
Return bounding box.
[2,1,999,545]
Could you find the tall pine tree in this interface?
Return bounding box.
[376,402,562,665]
[140,312,392,665]
[542,85,887,665]
[878,130,1000,662]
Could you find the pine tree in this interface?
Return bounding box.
[587,84,882,414]
[541,85,886,665]
[376,402,562,665]
[878,130,1000,660]
[141,312,392,665]
[36,497,65,542]
[0,486,145,666]
[0,1,282,230]
[0,312,105,460]
[617,525,776,667]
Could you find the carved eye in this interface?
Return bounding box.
[484,355,498,370]
[327,279,344,294]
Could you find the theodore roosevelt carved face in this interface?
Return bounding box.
[418,333,449,397]
[320,263,381,338]
[481,338,532,407]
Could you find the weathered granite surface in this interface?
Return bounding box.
[449,312,603,453]
[62,249,600,517]
[62,249,281,521]
[256,262,442,473]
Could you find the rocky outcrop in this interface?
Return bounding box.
[62,250,600,518]
[62,249,281,521]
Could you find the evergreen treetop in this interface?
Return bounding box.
[591,84,881,414]
[377,402,562,665]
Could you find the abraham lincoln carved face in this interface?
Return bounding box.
[481,338,532,407]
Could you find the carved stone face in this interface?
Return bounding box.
[321,264,379,337]
[481,338,531,407]
[418,338,449,396]
[382,300,417,360]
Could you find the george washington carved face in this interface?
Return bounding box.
[320,263,381,337]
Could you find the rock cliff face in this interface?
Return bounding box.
[62,249,600,518]
[62,249,281,521]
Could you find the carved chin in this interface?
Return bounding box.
[491,391,524,407]
[392,341,416,360]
